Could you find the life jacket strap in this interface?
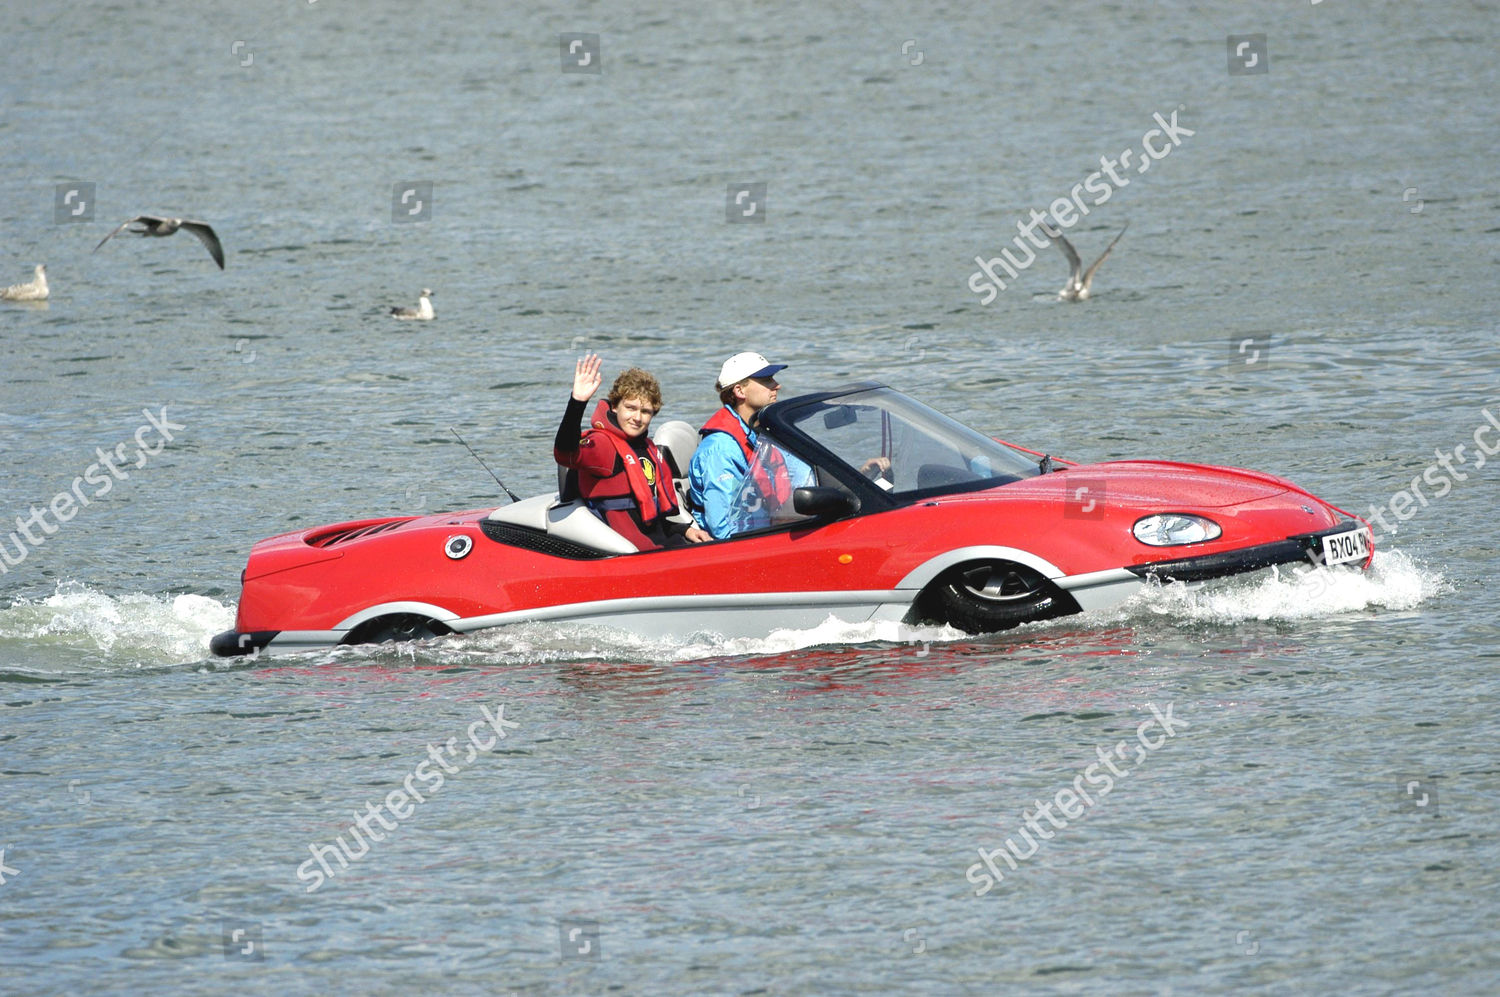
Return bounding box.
[586,496,639,512]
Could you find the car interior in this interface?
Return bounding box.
[484,420,703,555]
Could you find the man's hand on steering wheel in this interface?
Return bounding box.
[860,456,893,488]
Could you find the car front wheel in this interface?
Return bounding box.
[341,613,452,647]
[930,561,1080,634]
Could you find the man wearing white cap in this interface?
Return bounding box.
[689,351,789,539]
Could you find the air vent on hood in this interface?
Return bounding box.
[305,520,408,548]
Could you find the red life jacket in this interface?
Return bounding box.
[699,406,793,508]
[576,400,678,523]
[700,406,756,461]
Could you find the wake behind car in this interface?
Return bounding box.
[210,384,1373,656]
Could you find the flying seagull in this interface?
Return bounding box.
[1042,221,1127,301]
[1,264,49,301]
[390,288,435,320]
[94,215,225,269]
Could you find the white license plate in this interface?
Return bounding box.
[1320,527,1371,567]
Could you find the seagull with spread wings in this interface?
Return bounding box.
[94,215,226,269]
[1042,221,1126,301]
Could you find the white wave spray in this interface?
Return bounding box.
[0,581,233,673]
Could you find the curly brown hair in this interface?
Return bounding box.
[608,367,663,410]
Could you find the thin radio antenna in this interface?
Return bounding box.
[449,427,521,503]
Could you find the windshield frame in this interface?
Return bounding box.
[756,382,1042,513]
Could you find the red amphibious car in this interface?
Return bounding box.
[210,384,1373,656]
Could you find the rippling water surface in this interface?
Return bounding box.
[2,0,1497,993]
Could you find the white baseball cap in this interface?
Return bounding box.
[716,351,787,390]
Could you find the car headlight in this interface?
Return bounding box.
[1132,514,1222,546]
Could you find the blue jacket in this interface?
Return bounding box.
[689,408,757,539]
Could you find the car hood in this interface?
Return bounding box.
[1045,460,1300,508]
[903,459,1343,576]
[933,459,1305,510]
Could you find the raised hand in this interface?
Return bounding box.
[572,353,603,401]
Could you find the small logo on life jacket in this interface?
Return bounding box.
[640,455,656,486]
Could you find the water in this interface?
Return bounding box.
[2,0,1497,992]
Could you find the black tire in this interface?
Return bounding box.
[342,613,452,647]
[930,561,1080,635]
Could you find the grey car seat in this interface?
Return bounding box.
[650,420,700,524]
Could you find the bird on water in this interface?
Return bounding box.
[1,264,49,301]
[390,288,435,320]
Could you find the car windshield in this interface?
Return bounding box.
[721,385,1044,537]
[778,386,1041,496]
[724,440,819,536]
